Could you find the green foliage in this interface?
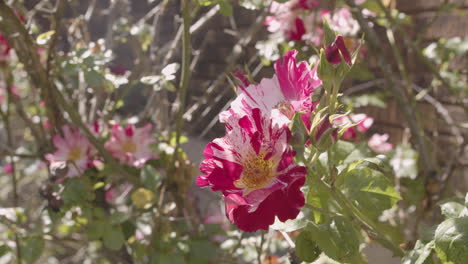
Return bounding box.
[140,164,162,190]
[62,178,95,204]
[404,194,468,264]
[438,198,465,219]
[434,217,468,263]
[188,240,218,264]
[21,236,44,263]
[304,216,361,262]
[271,216,308,232]
[402,240,435,264]
[336,164,401,219]
[295,230,321,262]
[103,225,126,250]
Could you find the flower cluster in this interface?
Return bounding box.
[334,113,393,153]
[265,0,319,42]
[198,50,321,232]
[265,2,362,44]
[45,123,156,179]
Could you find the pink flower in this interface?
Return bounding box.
[197,108,306,232]
[286,17,306,42]
[334,114,373,140]
[303,23,324,46]
[265,3,306,42]
[292,0,319,10]
[88,120,106,137]
[45,125,95,177]
[3,163,13,174]
[0,35,11,61]
[368,133,393,153]
[222,50,321,129]
[105,123,155,168]
[323,8,360,37]
[325,35,352,66]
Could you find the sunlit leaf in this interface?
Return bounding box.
[434,217,468,263]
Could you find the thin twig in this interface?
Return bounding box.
[172,0,192,160]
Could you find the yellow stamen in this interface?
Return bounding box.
[68,147,82,161]
[122,140,137,153]
[234,153,276,194]
[275,101,295,120]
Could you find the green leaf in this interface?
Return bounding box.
[140,165,163,190]
[85,69,106,87]
[198,0,216,6]
[218,0,233,16]
[110,211,130,224]
[402,240,435,264]
[434,217,468,263]
[438,198,465,219]
[154,254,186,264]
[306,177,334,224]
[103,225,126,250]
[317,49,334,86]
[21,236,44,264]
[290,112,308,157]
[336,166,401,219]
[322,19,336,46]
[62,178,95,204]
[306,216,361,262]
[87,220,106,240]
[0,245,9,257]
[36,30,55,45]
[188,240,217,264]
[271,217,308,232]
[296,230,321,262]
[327,141,371,167]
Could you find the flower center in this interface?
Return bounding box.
[68,146,82,161]
[122,140,137,153]
[275,101,295,120]
[234,153,276,194]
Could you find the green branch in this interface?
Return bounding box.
[172,0,192,160]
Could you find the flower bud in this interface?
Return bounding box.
[310,114,338,151]
[325,36,352,66]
